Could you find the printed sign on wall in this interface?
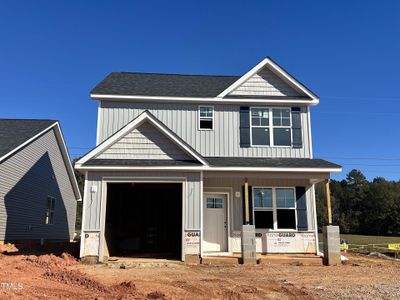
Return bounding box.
[266,232,316,253]
[184,230,200,255]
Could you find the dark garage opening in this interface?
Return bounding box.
[105,183,182,259]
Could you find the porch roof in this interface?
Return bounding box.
[205,157,340,169]
[79,157,341,173]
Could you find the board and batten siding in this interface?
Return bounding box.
[228,67,302,97]
[0,129,77,241]
[204,175,315,232]
[96,121,191,160]
[97,101,311,158]
[83,171,202,231]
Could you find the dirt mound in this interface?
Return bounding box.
[147,291,170,300]
[25,253,78,268]
[43,268,109,292]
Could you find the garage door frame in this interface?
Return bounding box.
[98,176,187,262]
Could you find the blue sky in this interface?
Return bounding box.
[1,1,399,181]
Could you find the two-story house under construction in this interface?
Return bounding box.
[75,57,341,262]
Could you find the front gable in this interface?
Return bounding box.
[96,121,192,161]
[76,111,209,167]
[228,66,303,97]
[217,57,318,101]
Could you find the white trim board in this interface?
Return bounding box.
[76,110,209,167]
[91,94,318,106]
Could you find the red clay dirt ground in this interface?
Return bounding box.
[1,246,400,299]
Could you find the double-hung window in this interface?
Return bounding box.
[199,106,214,130]
[253,187,296,230]
[251,108,270,146]
[250,107,292,146]
[253,188,273,229]
[45,196,55,225]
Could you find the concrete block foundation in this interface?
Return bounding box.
[322,225,341,266]
[241,225,257,264]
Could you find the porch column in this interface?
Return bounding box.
[322,179,341,266]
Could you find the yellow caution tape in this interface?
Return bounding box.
[388,243,400,250]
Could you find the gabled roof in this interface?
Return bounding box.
[90,57,319,105]
[0,119,81,201]
[91,72,239,98]
[0,119,57,159]
[75,111,209,167]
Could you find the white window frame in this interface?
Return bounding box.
[252,187,297,231]
[250,107,292,147]
[45,196,55,225]
[198,105,214,131]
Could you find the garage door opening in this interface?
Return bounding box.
[104,183,182,260]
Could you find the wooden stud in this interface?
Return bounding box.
[325,180,332,225]
[244,178,250,224]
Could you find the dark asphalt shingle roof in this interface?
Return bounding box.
[0,119,56,159]
[83,157,340,169]
[205,157,341,169]
[91,72,239,98]
[83,159,202,167]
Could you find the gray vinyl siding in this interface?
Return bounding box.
[98,101,311,158]
[0,129,77,241]
[229,68,302,97]
[83,171,201,231]
[96,121,191,160]
[204,175,315,231]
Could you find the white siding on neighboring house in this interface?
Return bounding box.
[228,67,303,97]
[97,101,311,158]
[96,121,191,160]
[0,129,77,241]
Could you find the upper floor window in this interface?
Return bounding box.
[250,107,291,146]
[199,106,214,130]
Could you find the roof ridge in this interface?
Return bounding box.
[0,118,57,122]
[112,71,240,78]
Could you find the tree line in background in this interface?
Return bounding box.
[316,169,400,236]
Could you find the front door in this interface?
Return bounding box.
[203,194,227,252]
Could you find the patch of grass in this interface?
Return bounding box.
[318,234,400,245]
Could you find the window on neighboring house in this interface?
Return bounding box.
[199,106,214,130]
[250,107,292,146]
[253,187,296,230]
[45,196,55,225]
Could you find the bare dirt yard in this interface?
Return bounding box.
[1,247,400,299]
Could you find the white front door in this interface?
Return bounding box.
[203,194,227,252]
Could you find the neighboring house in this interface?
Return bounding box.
[0,119,81,243]
[75,57,341,262]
